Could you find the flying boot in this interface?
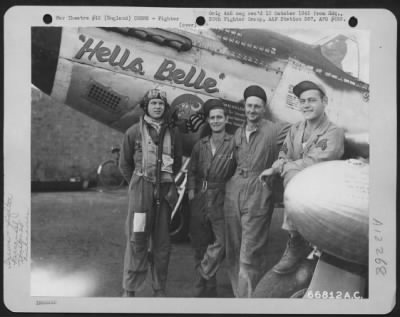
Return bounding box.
[273,232,312,274]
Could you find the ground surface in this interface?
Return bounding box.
[31,188,288,298]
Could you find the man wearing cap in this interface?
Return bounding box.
[119,88,182,297]
[187,98,236,297]
[224,85,290,297]
[259,80,344,275]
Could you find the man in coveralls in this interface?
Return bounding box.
[259,80,345,275]
[224,85,290,297]
[119,89,182,297]
[187,99,236,297]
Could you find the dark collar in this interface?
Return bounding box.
[201,131,230,143]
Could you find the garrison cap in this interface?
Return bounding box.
[243,85,267,103]
[293,80,326,98]
[203,98,225,117]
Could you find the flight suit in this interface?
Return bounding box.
[279,113,345,230]
[119,117,182,294]
[224,119,290,297]
[187,133,235,287]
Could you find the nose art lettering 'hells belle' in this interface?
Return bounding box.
[154,59,219,94]
[284,160,369,265]
[74,36,144,74]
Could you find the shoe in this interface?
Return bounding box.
[193,274,208,297]
[122,290,135,297]
[204,275,217,297]
[153,289,166,297]
[273,234,312,274]
[204,286,217,297]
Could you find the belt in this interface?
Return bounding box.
[196,180,226,192]
[133,169,173,182]
[236,168,262,178]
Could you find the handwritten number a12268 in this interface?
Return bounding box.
[373,218,387,276]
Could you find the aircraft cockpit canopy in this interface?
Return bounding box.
[318,34,360,80]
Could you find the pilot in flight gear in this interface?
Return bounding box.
[224,85,291,297]
[187,98,236,297]
[259,80,345,275]
[119,89,182,297]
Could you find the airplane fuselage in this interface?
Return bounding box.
[32,27,369,158]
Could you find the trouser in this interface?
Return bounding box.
[224,176,274,297]
[282,209,298,232]
[122,177,172,292]
[189,189,225,279]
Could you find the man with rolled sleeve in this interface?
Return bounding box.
[259,80,345,275]
[224,85,290,297]
[187,99,236,297]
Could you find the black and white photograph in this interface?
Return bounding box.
[4,6,397,314]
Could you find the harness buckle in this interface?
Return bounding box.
[239,169,248,178]
[201,180,208,192]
